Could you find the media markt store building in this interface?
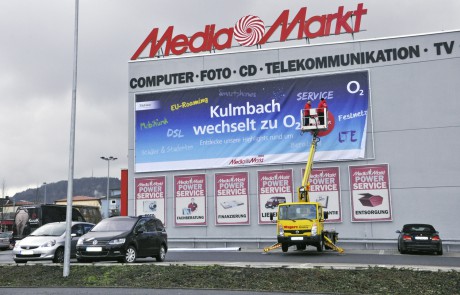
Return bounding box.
[127,3,460,251]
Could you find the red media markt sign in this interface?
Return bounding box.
[131,3,367,60]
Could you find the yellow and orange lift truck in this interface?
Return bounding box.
[264,108,344,254]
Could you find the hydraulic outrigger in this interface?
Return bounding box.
[264,107,344,253]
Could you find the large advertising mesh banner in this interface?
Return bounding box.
[135,176,166,225]
[214,172,250,225]
[135,71,369,172]
[349,164,392,222]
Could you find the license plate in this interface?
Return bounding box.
[415,236,429,240]
[20,250,34,255]
[86,247,102,252]
[291,237,303,241]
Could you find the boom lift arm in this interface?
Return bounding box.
[298,130,320,203]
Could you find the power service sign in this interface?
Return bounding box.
[135,176,166,225]
[303,167,342,223]
[135,71,369,172]
[349,164,392,222]
[174,174,207,226]
[258,169,293,224]
[214,172,250,225]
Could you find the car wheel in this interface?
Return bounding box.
[123,246,137,263]
[155,245,166,262]
[437,247,443,255]
[281,243,289,253]
[53,247,65,263]
[400,246,407,254]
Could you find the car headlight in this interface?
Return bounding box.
[77,238,84,245]
[108,238,126,245]
[41,240,56,248]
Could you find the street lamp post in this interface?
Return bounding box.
[101,156,117,218]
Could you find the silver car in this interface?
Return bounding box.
[12,221,94,263]
[0,231,13,250]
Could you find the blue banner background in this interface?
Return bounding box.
[135,71,369,172]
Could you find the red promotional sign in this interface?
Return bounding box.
[257,169,293,224]
[135,176,166,225]
[215,172,250,225]
[304,167,342,223]
[349,164,392,222]
[174,174,207,226]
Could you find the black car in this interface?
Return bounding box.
[396,224,443,255]
[76,215,167,263]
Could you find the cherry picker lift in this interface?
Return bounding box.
[264,107,344,253]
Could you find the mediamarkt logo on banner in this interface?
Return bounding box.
[131,3,367,60]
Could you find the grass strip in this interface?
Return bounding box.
[0,264,459,295]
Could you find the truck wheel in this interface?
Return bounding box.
[316,237,324,252]
[281,243,289,253]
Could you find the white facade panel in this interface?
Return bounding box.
[128,30,460,246]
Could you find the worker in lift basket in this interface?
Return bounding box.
[303,100,312,126]
[317,97,328,126]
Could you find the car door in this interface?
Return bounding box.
[70,224,85,255]
[134,219,150,257]
[145,219,162,252]
[155,220,167,247]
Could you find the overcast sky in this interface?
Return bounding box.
[1,0,459,197]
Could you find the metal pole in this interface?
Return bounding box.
[43,182,47,204]
[106,160,110,218]
[63,0,79,278]
[101,156,117,218]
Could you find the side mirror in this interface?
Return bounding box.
[269,212,274,221]
[396,230,401,233]
[323,211,329,220]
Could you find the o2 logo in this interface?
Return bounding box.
[347,80,365,96]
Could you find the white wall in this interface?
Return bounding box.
[128,31,460,244]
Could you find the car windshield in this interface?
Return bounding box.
[0,232,12,238]
[30,223,66,236]
[90,218,136,232]
[279,204,317,220]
